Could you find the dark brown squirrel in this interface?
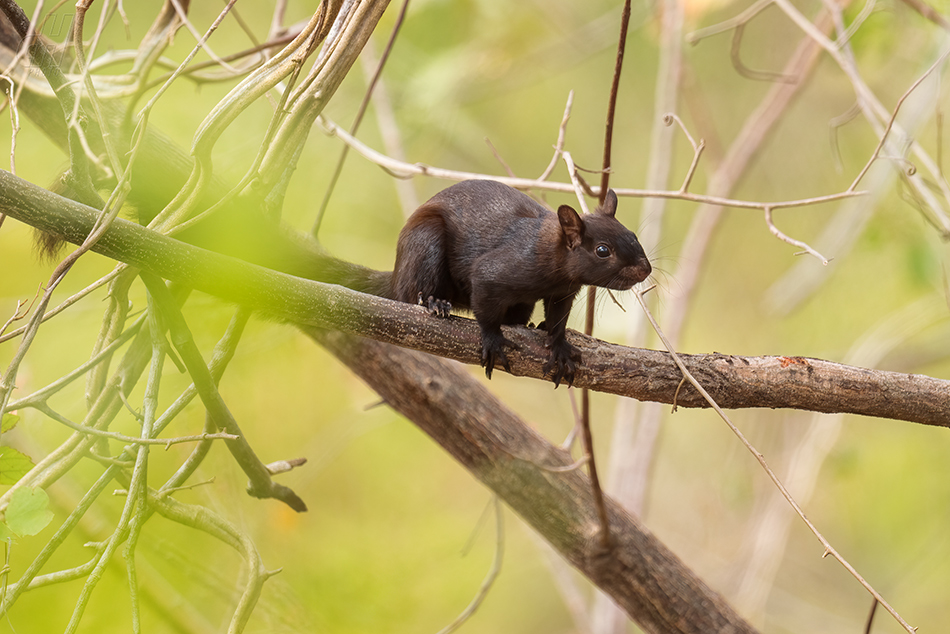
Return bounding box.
[307,179,652,386]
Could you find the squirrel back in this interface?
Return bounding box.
[392,180,650,309]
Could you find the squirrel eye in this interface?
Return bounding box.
[595,244,611,258]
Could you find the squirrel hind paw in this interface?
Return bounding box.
[417,293,452,318]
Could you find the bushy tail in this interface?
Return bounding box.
[303,252,394,300]
[172,209,396,300]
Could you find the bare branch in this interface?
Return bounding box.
[662,113,705,193]
[34,404,239,446]
[310,326,759,634]
[435,497,504,634]
[764,206,831,264]
[316,115,868,212]
[849,43,950,194]
[686,0,773,44]
[538,90,574,182]
[899,0,950,29]
[141,272,307,512]
[633,287,916,634]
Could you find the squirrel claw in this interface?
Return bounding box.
[542,340,580,388]
[480,331,514,379]
[417,293,452,318]
[481,348,512,380]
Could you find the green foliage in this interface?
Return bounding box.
[0,413,18,433]
[0,447,34,485]
[2,487,53,538]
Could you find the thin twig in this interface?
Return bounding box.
[730,23,795,83]
[435,496,504,634]
[586,15,633,559]
[633,286,916,634]
[828,101,862,173]
[897,0,950,30]
[835,0,877,46]
[167,0,238,73]
[599,0,631,202]
[663,113,706,192]
[360,39,419,216]
[864,599,879,634]
[311,0,411,236]
[72,1,123,181]
[561,386,583,450]
[538,90,574,182]
[485,137,517,178]
[35,403,238,446]
[563,151,609,553]
[0,289,37,338]
[562,151,591,215]
[140,273,307,512]
[764,207,831,264]
[0,267,125,345]
[686,0,773,44]
[123,290,166,634]
[848,43,950,192]
[317,116,868,211]
[540,455,590,473]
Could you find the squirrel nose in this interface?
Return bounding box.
[640,257,652,279]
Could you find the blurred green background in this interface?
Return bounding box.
[1,1,949,632]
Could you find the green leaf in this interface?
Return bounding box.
[1,413,18,433]
[0,447,35,485]
[5,487,53,537]
[0,522,15,541]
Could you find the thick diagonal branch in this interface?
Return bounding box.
[308,327,758,634]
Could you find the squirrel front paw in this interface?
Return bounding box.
[542,339,581,388]
[417,293,452,318]
[480,329,516,379]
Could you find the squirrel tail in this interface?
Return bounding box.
[304,253,394,299]
[170,210,396,300]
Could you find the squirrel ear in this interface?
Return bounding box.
[598,190,618,217]
[557,205,584,249]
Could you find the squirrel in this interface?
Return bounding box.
[40,178,651,386]
[298,179,652,386]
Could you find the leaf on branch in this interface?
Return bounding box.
[0,446,35,485]
[5,486,53,537]
[1,413,19,433]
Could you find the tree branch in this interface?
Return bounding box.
[1,169,948,429]
[308,327,759,634]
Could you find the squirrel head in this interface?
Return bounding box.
[556,190,652,290]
